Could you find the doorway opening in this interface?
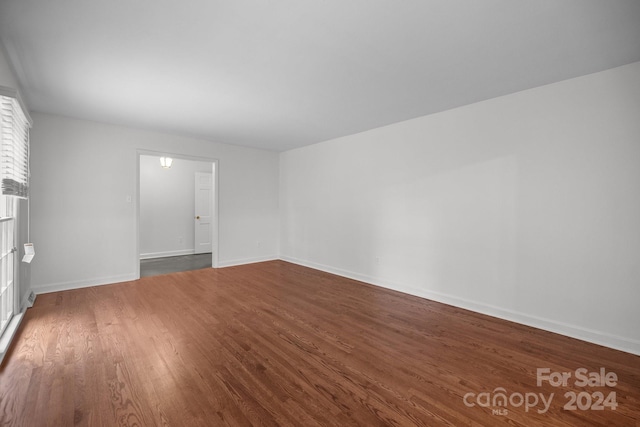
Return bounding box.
[135,152,219,279]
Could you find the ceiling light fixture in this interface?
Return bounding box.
[160,157,173,169]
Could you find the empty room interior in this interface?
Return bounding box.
[0,1,639,426]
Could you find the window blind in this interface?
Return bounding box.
[0,91,31,199]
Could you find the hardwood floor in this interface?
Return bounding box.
[1,261,638,426]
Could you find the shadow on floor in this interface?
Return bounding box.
[140,253,212,277]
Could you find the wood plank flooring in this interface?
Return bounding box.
[1,260,639,426]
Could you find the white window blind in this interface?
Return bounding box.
[1,90,31,199]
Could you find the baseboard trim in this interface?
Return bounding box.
[280,256,640,356]
[140,249,195,260]
[218,255,279,268]
[33,273,138,295]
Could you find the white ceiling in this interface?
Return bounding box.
[1,1,639,152]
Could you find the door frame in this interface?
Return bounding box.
[134,150,219,279]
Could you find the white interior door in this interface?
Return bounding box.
[194,172,213,254]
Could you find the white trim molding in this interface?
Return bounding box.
[0,311,24,365]
[32,273,138,295]
[218,255,279,268]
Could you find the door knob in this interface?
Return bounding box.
[196,216,200,220]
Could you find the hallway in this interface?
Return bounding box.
[139,253,212,277]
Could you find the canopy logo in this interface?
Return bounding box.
[463,367,618,416]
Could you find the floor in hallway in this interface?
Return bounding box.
[139,253,212,277]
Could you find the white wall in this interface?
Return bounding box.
[139,155,212,258]
[0,43,19,89]
[280,62,640,355]
[29,113,279,293]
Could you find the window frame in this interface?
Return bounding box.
[0,86,31,362]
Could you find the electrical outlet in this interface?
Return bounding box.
[178,236,184,244]
[256,241,262,248]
